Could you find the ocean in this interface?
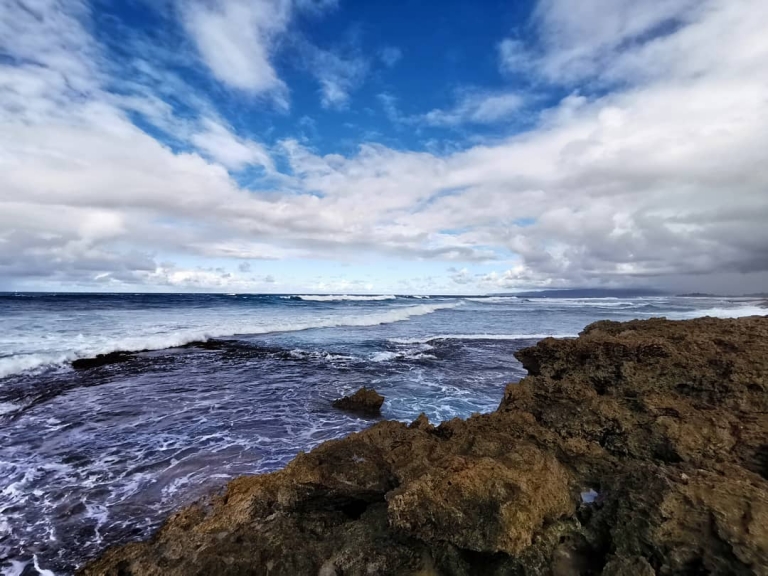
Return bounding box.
[0,293,764,575]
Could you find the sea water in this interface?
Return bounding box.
[0,293,763,574]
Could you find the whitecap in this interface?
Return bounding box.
[464,296,519,303]
[370,351,399,362]
[0,302,460,378]
[293,295,397,302]
[388,333,577,344]
[673,305,766,319]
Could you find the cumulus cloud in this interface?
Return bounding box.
[1,0,768,293]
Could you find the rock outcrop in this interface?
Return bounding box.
[332,386,385,416]
[81,316,768,576]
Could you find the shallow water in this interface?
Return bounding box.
[0,293,761,574]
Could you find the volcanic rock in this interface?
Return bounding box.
[81,316,768,575]
[71,351,137,370]
[332,386,385,416]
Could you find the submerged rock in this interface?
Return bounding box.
[332,386,384,416]
[71,351,137,370]
[81,316,768,575]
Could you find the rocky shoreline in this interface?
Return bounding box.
[81,316,768,575]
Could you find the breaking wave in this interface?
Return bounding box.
[463,296,519,303]
[288,295,398,302]
[388,333,578,344]
[674,305,766,319]
[0,302,459,379]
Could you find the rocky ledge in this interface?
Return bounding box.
[81,316,768,576]
[333,386,385,416]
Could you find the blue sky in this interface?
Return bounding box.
[94,0,541,156]
[1,0,768,294]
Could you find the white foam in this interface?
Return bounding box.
[3,560,30,576]
[464,296,519,303]
[674,305,766,319]
[370,351,400,362]
[293,295,397,302]
[0,354,70,380]
[0,402,19,416]
[528,298,637,308]
[388,333,577,344]
[32,556,56,576]
[288,349,356,363]
[0,302,459,379]
[370,350,437,362]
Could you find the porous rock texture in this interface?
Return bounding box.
[81,316,768,576]
[332,386,385,416]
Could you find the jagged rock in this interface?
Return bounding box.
[408,412,434,431]
[332,386,384,416]
[81,316,768,576]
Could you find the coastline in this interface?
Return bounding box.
[79,315,768,575]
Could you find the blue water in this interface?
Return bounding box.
[0,293,763,575]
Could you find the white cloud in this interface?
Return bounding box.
[499,0,705,84]
[379,46,402,67]
[497,39,533,75]
[181,0,291,98]
[450,268,472,284]
[190,119,274,171]
[178,0,337,104]
[2,0,768,293]
[303,45,369,108]
[379,90,525,128]
[421,90,526,127]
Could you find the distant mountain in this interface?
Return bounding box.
[491,288,669,299]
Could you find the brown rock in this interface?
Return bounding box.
[388,447,574,555]
[332,386,384,416]
[81,316,768,576]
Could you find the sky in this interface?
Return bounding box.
[1,0,767,294]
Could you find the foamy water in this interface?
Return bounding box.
[0,300,459,379]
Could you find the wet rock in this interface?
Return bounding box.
[71,351,137,370]
[332,387,384,416]
[70,340,235,370]
[81,316,768,576]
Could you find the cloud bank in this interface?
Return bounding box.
[0,0,767,293]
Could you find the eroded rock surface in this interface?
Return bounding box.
[332,386,385,416]
[81,316,768,576]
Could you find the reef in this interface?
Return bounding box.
[333,386,385,416]
[81,316,768,575]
